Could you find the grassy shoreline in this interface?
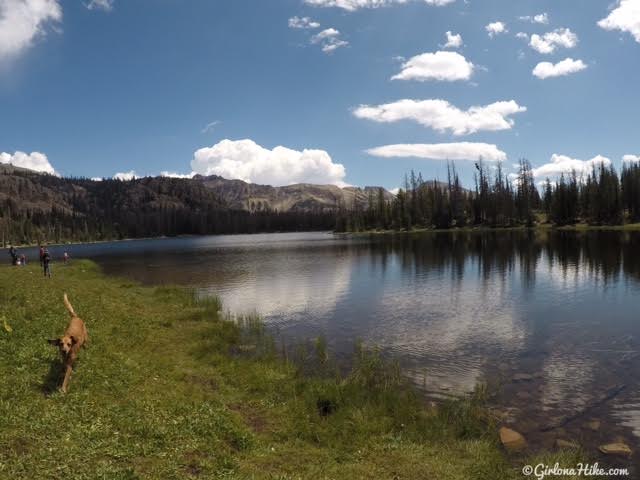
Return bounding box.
[0,262,587,479]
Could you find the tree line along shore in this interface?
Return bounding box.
[336,161,640,233]
[5,160,640,245]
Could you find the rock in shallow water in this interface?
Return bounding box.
[598,443,632,457]
[512,373,534,382]
[586,419,601,432]
[499,427,527,452]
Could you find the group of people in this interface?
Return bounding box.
[7,245,70,278]
[8,246,27,267]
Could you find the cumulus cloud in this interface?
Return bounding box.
[530,28,578,54]
[0,151,56,174]
[515,32,529,40]
[303,0,455,11]
[114,170,137,181]
[392,50,474,82]
[486,21,507,37]
[519,13,549,24]
[85,0,113,11]
[442,31,462,49]
[311,28,348,53]
[288,16,320,29]
[532,58,587,79]
[366,142,507,162]
[598,0,640,42]
[532,154,611,179]
[353,99,526,135]
[623,154,640,163]
[0,0,62,62]
[190,139,347,187]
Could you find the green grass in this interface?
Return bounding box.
[0,261,592,479]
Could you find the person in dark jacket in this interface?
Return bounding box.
[8,246,17,266]
[43,249,52,278]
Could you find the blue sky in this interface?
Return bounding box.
[1,0,639,190]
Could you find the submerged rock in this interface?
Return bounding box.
[513,373,534,382]
[555,439,579,449]
[499,427,527,452]
[586,419,601,432]
[598,443,632,457]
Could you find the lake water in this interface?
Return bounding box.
[30,231,640,460]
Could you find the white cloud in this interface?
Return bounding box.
[532,58,587,79]
[529,28,578,54]
[515,32,529,40]
[353,99,526,135]
[190,139,347,187]
[321,39,348,53]
[598,0,640,43]
[392,50,474,82]
[311,28,348,53]
[532,154,611,179]
[0,151,56,174]
[160,171,195,179]
[519,13,549,25]
[0,0,62,62]
[623,154,640,163]
[311,28,338,42]
[85,0,113,11]
[442,30,462,49]
[303,0,455,11]
[201,120,221,133]
[366,142,507,162]
[486,21,507,38]
[288,16,320,29]
[114,170,137,181]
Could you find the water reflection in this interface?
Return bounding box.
[89,230,640,448]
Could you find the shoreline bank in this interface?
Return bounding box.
[339,222,640,236]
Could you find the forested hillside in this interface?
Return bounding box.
[4,158,640,244]
[0,166,338,244]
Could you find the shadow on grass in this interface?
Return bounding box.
[41,358,65,396]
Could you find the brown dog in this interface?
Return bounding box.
[48,294,89,393]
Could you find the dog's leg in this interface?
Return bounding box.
[61,364,73,393]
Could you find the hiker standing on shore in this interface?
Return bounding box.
[8,246,17,266]
[42,249,52,278]
[39,245,45,266]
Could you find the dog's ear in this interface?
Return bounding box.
[47,338,61,346]
[70,335,78,345]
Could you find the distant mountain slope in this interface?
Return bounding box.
[0,165,393,243]
[196,174,394,212]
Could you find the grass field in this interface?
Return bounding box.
[0,261,589,479]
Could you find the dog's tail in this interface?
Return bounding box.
[63,293,77,318]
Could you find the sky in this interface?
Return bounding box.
[1,0,639,190]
